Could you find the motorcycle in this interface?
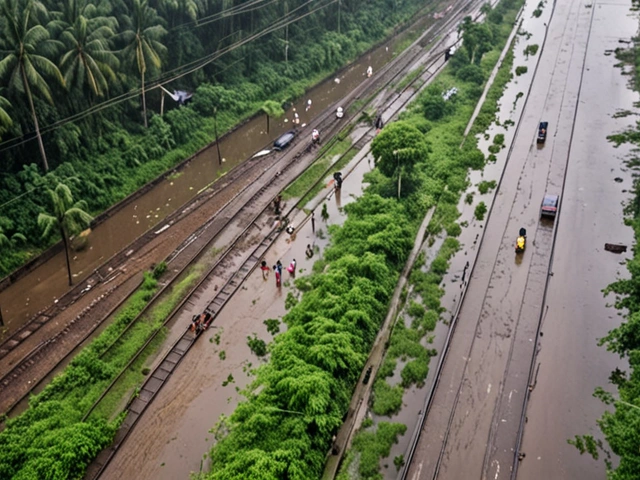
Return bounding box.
[515,227,526,253]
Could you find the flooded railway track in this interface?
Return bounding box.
[82,12,486,479]
[0,0,481,423]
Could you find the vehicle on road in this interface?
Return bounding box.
[540,194,559,219]
[537,121,548,144]
[273,130,296,150]
[516,227,527,253]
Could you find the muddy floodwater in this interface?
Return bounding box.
[0,8,456,333]
[100,129,373,480]
[404,0,637,478]
[516,0,636,478]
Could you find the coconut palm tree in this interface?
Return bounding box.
[38,182,93,286]
[119,0,167,127]
[55,0,120,97]
[0,0,64,171]
[0,95,12,128]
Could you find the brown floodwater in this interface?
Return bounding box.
[1,10,457,333]
[99,126,373,480]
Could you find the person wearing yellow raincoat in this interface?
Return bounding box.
[516,235,526,252]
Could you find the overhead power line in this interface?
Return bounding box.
[0,0,337,155]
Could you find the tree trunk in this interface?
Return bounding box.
[141,69,148,128]
[22,65,49,171]
[397,169,402,200]
[160,89,165,116]
[60,225,73,286]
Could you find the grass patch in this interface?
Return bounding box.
[396,67,424,91]
[283,132,355,204]
[337,422,407,479]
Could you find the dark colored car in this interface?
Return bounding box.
[537,121,548,144]
[273,130,296,151]
[540,194,559,218]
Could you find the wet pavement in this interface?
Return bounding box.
[516,0,636,478]
[404,0,635,478]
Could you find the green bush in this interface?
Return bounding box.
[475,202,488,220]
[401,358,429,387]
[372,379,404,416]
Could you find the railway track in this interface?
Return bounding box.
[0,0,478,421]
[80,8,486,478]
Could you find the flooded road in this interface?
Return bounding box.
[404,0,635,478]
[516,0,636,478]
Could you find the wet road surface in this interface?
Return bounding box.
[516,0,636,478]
[405,0,632,478]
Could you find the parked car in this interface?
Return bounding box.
[540,194,559,218]
[273,130,296,151]
[537,121,548,144]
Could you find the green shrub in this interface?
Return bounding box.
[247,335,267,357]
[478,180,497,194]
[401,358,429,387]
[475,202,488,220]
[407,301,426,319]
[372,380,404,416]
[263,318,280,335]
[422,310,438,331]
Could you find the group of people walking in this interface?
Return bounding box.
[261,259,297,287]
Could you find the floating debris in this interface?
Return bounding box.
[605,243,627,253]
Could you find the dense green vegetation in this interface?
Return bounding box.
[206,1,524,478]
[0,0,430,277]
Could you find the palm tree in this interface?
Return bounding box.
[119,0,167,127]
[0,95,12,128]
[0,218,26,248]
[38,182,93,286]
[0,0,64,171]
[55,0,119,97]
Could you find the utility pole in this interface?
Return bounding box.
[213,107,222,166]
[338,0,341,34]
[285,0,289,62]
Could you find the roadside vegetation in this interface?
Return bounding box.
[0,0,434,278]
[200,0,526,478]
[568,38,640,480]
